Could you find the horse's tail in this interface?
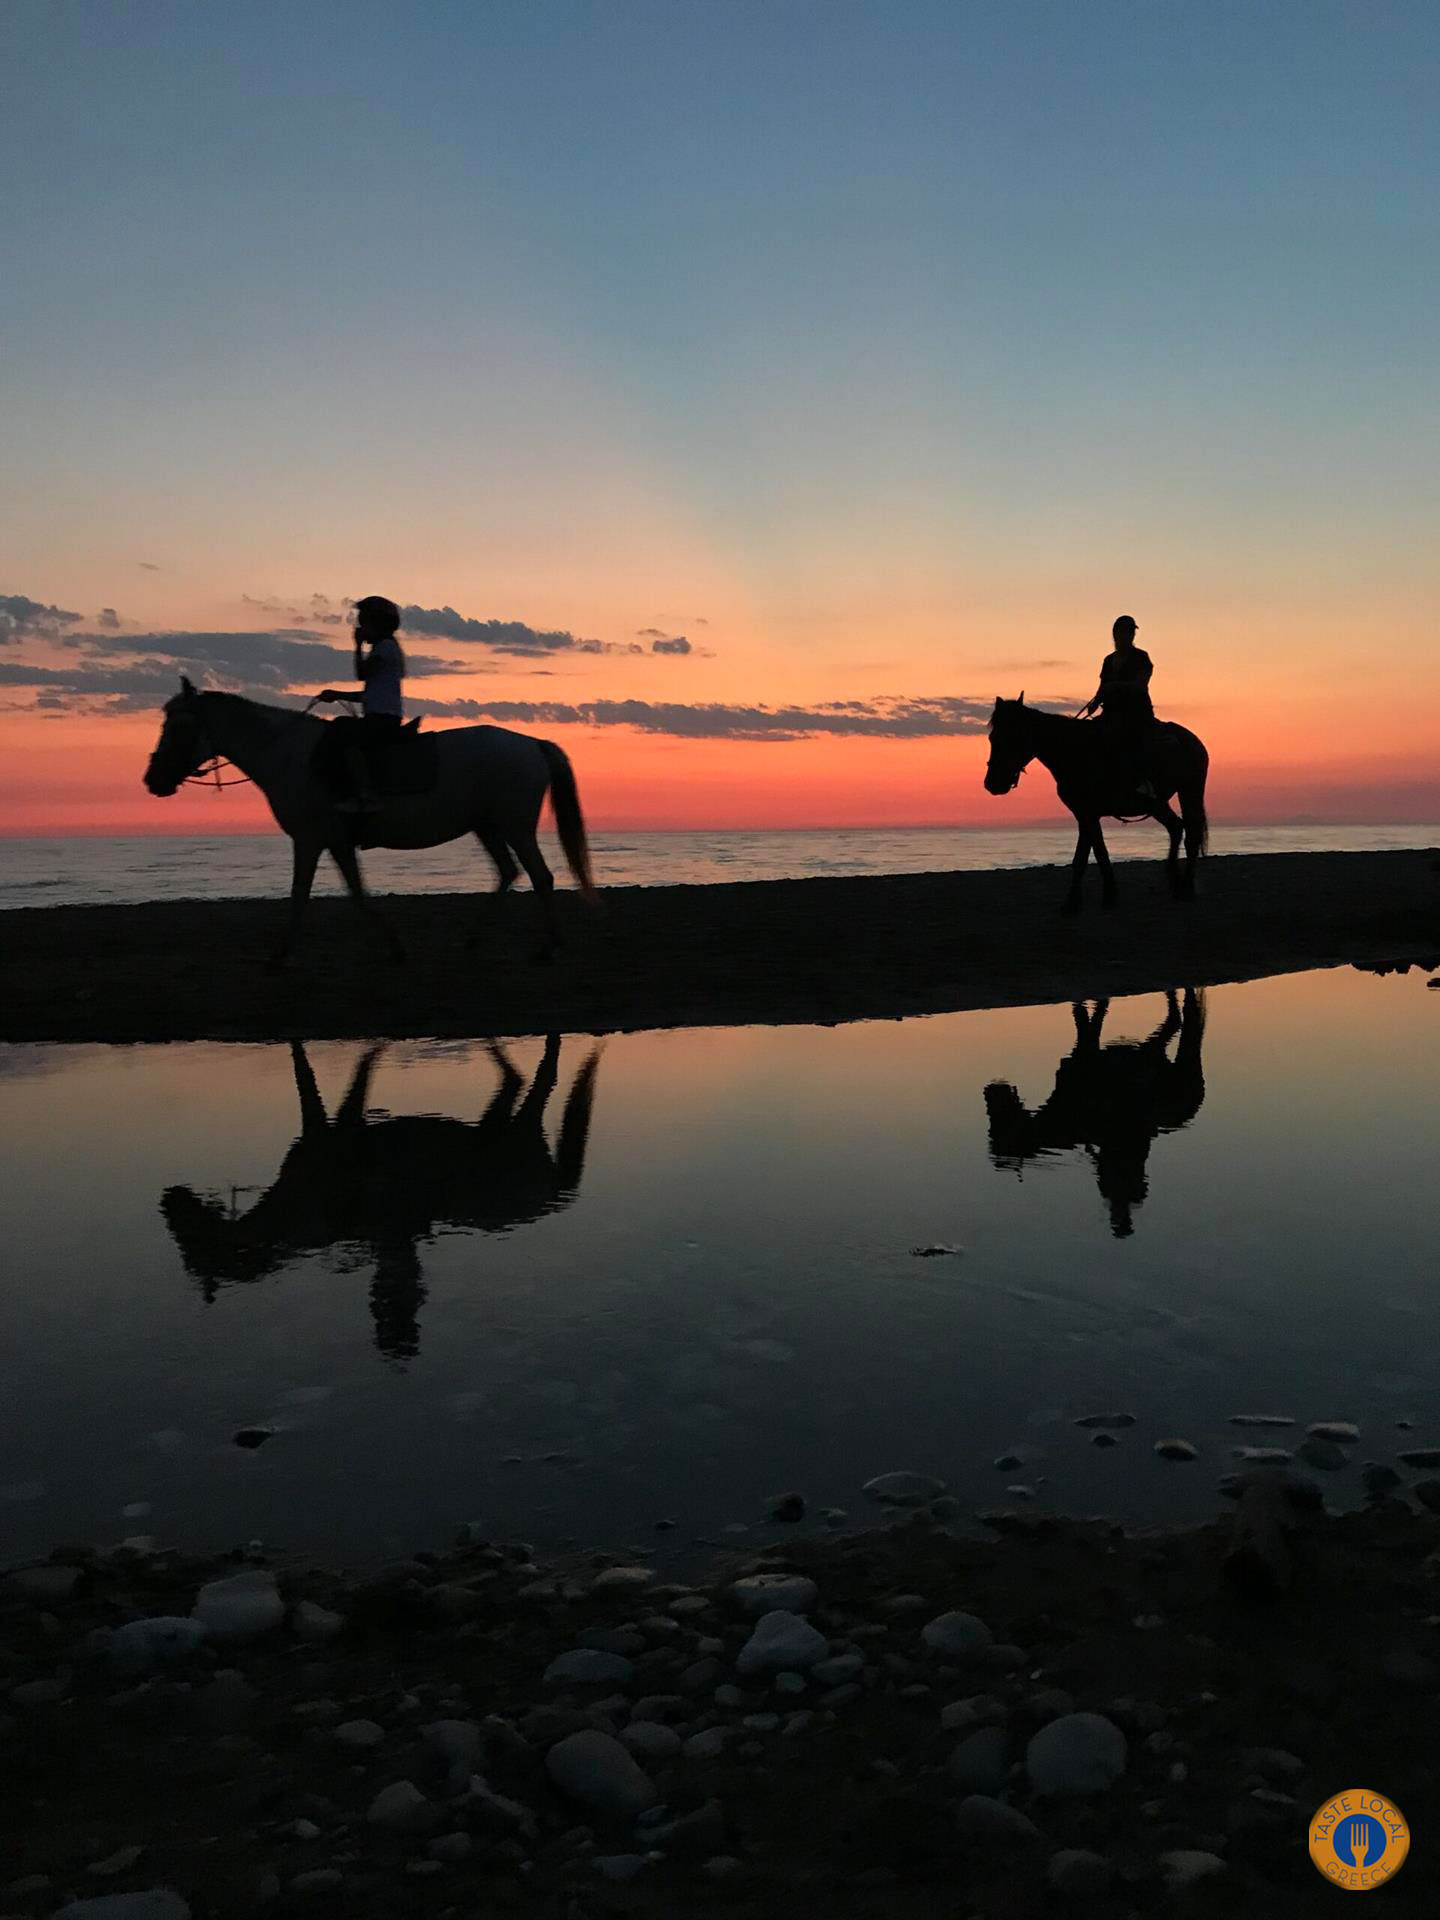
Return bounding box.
[538,740,596,898]
[1193,795,1210,858]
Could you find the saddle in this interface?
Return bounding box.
[313,716,440,801]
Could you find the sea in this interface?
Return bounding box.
[1,821,1435,910]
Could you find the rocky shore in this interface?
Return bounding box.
[5,1474,1439,1918]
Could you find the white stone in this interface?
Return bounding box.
[735,1609,828,1677]
[1027,1713,1128,1796]
[421,1718,481,1769]
[595,1855,647,1880]
[729,1573,818,1617]
[683,1727,730,1760]
[366,1779,438,1834]
[292,1601,344,1643]
[545,1730,660,1820]
[862,1471,947,1505]
[109,1618,207,1673]
[192,1569,284,1641]
[956,1795,1041,1842]
[1048,1849,1111,1895]
[544,1648,635,1688]
[1160,1850,1226,1890]
[590,1566,654,1593]
[619,1721,682,1761]
[921,1611,993,1658]
[334,1718,385,1750]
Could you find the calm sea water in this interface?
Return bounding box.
[1,965,1436,1565]
[0,822,1436,909]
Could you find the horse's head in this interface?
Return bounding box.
[144,676,207,796]
[984,694,1034,795]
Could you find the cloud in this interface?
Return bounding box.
[0,593,83,644]
[96,608,122,630]
[637,629,694,655]
[407,693,1010,741]
[398,603,634,656]
[985,658,1072,672]
[242,592,348,626]
[138,561,162,571]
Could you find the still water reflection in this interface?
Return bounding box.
[1,967,1436,1565]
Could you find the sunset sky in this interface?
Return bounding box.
[3,1,1437,835]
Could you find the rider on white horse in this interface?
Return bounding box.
[318,594,406,811]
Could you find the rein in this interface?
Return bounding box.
[181,695,349,792]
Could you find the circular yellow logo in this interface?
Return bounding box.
[1309,1790,1409,1890]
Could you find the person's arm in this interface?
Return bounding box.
[1079,680,1104,716]
[1136,651,1153,685]
[317,686,365,703]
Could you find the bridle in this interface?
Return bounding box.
[177,693,352,792]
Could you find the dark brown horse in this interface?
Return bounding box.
[984,696,1209,911]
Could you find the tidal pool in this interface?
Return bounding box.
[1,965,1435,1565]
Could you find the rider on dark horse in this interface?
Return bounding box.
[1080,614,1155,800]
[318,594,406,811]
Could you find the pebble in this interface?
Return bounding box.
[767,1491,805,1522]
[1399,1448,1440,1469]
[683,1727,730,1760]
[1381,1645,1438,1687]
[1298,1436,1347,1470]
[921,1611,993,1658]
[1154,1439,1198,1462]
[545,1730,660,1819]
[619,1721,682,1761]
[1229,1414,1295,1428]
[993,1454,1024,1472]
[1233,1446,1293,1464]
[810,1654,863,1686]
[1241,1746,1305,1780]
[1091,1432,1119,1449]
[956,1795,1041,1843]
[288,1871,342,1895]
[736,1610,829,1677]
[704,1855,742,1880]
[366,1780,439,1834]
[292,1601,344,1643]
[1308,1421,1359,1442]
[774,1671,807,1695]
[1074,1412,1136,1429]
[108,1618,208,1674]
[51,1900,190,1920]
[861,1471,947,1506]
[948,1726,1009,1795]
[10,1677,67,1708]
[427,1832,472,1863]
[334,1718,385,1750]
[1160,1849,1226,1889]
[644,1798,727,1856]
[1027,1713,1127,1796]
[192,1569,284,1641]
[544,1648,635,1688]
[87,1847,145,1878]
[1363,1463,1403,1499]
[590,1566,654,1594]
[6,1564,82,1602]
[232,1426,276,1449]
[1411,1479,1440,1513]
[1048,1849,1112,1895]
[729,1573,818,1617]
[594,1855,647,1880]
[288,1819,321,1841]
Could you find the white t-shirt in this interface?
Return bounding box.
[363,635,405,718]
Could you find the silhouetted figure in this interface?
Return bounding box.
[1080,613,1155,796]
[984,989,1206,1236]
[161,1036,599,1364]
[317,593,406,812]
[985,694,1209,912]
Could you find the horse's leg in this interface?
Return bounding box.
[328,838,405,962]
[509,826,558,958]
[1178,783,1205,896]
[466,827,520,950]
[1154,799,1184,895]
[273,837,322,963]
[1062,819,1094,914]
[1090,820,1118,908]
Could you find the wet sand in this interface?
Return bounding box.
[1,848,1435,1043]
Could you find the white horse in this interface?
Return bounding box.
[143,677,594,960]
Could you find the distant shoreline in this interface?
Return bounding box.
[2,849,1436,1045]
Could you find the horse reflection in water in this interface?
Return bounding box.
[161,1035,598,1364]
[984,989,1206,1237]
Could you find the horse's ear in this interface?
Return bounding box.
[180,674,196,697]
[1018,689,1025,705]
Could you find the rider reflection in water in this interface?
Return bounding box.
[318,594,406,812]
